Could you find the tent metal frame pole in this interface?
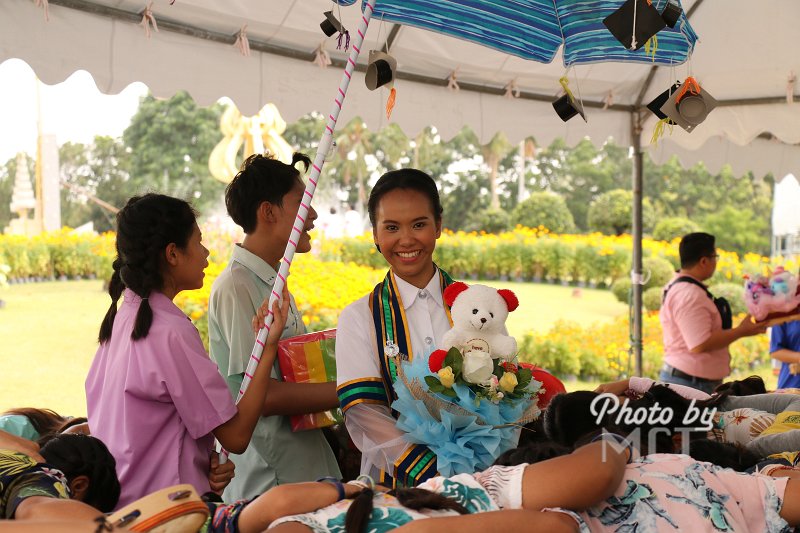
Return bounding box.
[631,111,644,377]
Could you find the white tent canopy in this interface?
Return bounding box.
[5,0,800,373]
[6,0,800,177]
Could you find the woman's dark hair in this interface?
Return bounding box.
[225,152,311,234]
[688,439,760,472]
[543,391,605,447]
[346,487,468,533]
[494,440,571,466]
[367,169,443,226]
[714,375,767,397]
[98,194,197,344]
[2,408,87,446]
[40,434,121,513]
[3,408,69,440]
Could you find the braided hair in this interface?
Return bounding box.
[345,487,469,533]
[40,434,121,513]
[98,194,197,343]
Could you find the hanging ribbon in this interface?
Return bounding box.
[34,0,49,21]
[675,76,701,104]
[337,30,351,52]
[140,1,158,39]
[234,24,251,57]
[603,91,614,110]
[447,69,460,92]
[788,71,797,104]
[386,87,397,120]
[313,42,332,69]
[644,34,658,62]
[650,117,674,144]
[504,79,520,99]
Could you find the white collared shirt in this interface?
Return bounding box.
[335,269,453,479]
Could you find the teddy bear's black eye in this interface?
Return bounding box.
[489,312,494,318]
[472,309,478,314]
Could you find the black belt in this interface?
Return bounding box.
[662,364,719,384]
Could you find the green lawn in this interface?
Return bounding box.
[0,280,628,416]
[0,280,109,416]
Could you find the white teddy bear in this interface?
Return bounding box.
[441,282,519,363]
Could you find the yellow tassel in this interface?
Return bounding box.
[558,76,575,102]
[386,87,396,120]
[644,34,658,62]
[650,117,673,144]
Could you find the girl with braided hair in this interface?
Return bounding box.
[86,193,290,508]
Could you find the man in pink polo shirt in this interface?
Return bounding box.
[659,232,766,394]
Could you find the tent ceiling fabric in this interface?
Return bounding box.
[4,0,800,176]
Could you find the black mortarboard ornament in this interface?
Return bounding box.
[647,81,682,124]
[320,11,345,37]
[603,0,666,51]
[365,50,397,91]
[552,76,586,123]
[661,0,682,28]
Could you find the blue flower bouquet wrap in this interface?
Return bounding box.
[391,350,541,476]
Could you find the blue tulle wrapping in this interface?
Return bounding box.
[391,355,541,476]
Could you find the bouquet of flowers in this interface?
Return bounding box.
[425,347,538,406]
[391,348,542,476]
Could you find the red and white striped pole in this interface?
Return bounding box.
[220,0,377,462]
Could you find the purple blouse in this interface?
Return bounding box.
[86,290,238,508]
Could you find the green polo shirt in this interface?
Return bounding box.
[208,244,340,501]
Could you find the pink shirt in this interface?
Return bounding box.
[86,290,238,508]
[660,274,730,380]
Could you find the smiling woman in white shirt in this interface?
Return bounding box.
[335,169,456,488]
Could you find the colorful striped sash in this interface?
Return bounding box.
[371,267,454,404]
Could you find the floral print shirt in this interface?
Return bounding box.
[0,450,70,518]
[552,454,791,533]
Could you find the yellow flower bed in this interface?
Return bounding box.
[323,226,797,288]
[518,311,771,381]
[175,253,383,340]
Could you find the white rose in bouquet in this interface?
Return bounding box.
[462,349,495,384]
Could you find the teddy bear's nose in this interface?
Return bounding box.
[480,318,487,323]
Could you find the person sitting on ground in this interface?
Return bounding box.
[194,439,629,533]
[547,384,800,460]
[259,434,800,533]
[0,433,119,522]
[0,407,88,446]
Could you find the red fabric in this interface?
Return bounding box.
[520,363,566,409]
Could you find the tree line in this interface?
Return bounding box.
[0,91,774,256]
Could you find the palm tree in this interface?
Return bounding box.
[480,132,513,209]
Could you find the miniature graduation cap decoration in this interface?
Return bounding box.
[659,76,718,132]
[647,81,682,124]
[661,0,682,28]
[365,50,398,119]
[320,11,345,37]
[552,76,586,123]
[365,50,396,90]
[603,0,666,51]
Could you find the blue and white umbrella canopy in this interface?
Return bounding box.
[346,0,697,66]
